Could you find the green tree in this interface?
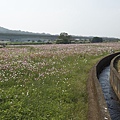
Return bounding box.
[56,32,72,44]
[91,37,103,43]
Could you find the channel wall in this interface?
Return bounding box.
[110,54,120,101]
[88,52,120,120]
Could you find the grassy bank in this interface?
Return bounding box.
[0,44,119,120]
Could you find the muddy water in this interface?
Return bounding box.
[99,66,120,120]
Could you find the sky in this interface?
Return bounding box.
[0,0,120,38]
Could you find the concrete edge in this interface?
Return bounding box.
[87,52,120,120]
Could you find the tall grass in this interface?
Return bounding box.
[0,43,120,120]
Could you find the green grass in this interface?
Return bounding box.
[0,46,108,120]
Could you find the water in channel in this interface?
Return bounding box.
[99,66,120,120]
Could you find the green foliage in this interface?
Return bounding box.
[56,32,72,44]
[91,37,103,43]
[0,46,108,120]
[0,43,7,47]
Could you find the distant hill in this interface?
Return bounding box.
[0,26,51,35]
[0,26,119,43]
[0,26,10,33]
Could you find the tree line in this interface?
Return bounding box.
[56,32,103,44]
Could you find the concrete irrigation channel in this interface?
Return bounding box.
[87,52,120,120]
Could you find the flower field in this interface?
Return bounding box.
[0,43,120,120]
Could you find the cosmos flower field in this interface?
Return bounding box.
[0,43,120,120]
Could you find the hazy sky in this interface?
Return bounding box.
[0,0,120,38]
